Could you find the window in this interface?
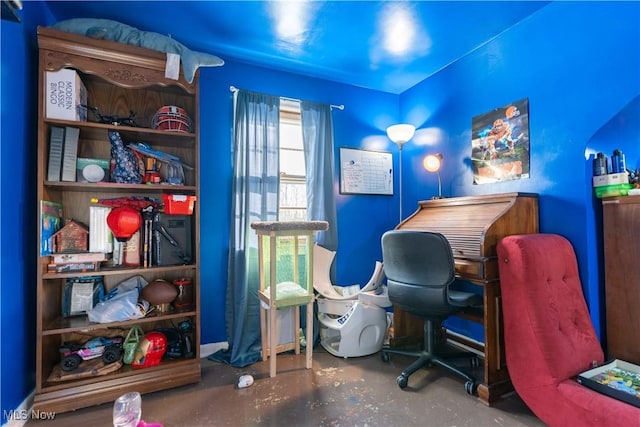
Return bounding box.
[279,100,306,221]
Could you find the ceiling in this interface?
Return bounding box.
[43,1,549,94]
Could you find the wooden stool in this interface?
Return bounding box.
[251,221,329,377]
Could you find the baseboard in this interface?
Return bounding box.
[3,390,34,427]
[200,341,228,359]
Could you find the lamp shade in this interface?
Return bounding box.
[107,207,142,241]
[423,153,443,172]
[386,124,415,145]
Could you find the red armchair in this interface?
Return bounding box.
[497,234,640,427]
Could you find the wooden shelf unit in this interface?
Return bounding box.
[602,194,640,364]
[34,27,201,413]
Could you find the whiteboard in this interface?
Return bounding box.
[339,147,393,195]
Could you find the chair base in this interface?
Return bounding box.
[381,319,478,395]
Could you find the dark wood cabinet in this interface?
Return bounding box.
[34,27,201,413]
[603,195,640,364]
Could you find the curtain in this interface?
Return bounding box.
[301,101,338,347]
[209,90,280,367]
[300,101,338,251]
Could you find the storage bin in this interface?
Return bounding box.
[595,183,633,198]
[162,194,196,215]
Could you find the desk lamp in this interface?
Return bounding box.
[423,153,444,199]
[386,124,415,221]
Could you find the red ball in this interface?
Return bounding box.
[141,279,178,305]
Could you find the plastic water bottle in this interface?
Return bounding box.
[593,152,608,176]
[611,149,626,173]
[113,392,142,427]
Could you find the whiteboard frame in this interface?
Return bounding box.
[339,147,394,195]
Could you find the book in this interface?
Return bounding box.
[51,252,107,264]
[89,206,113,253]
[61,126,79,181]
[40,200,63,256]
[577,359,640,407]
[47,261,100,274]
[47,126,65,181]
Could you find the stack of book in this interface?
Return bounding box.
[47,252,107,273]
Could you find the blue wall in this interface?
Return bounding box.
[2,1,639,420]
[198,61,399,344]
[399,1,640,339]
[1,1,53,421]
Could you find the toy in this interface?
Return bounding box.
[60,336,123,372]
[132,331,167,369]
[51,18,224,83]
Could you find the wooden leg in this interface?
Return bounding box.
[305,300,313,370]
[260,305,267,362]
[294,306,301,355]
[269,305,278,377]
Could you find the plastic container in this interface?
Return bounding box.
[593,152,608,176]
[172,278,193,310]
[611,149,626,173]
[594,183,633,198]
[162,194,196,215]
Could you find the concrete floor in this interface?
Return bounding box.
[27,347,545,427]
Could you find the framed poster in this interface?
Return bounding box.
[471,98,530,185]
[339,147,393,195]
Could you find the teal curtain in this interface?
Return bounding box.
[300,101,338,251]
[300,101,338,346]
[210,90,280,367]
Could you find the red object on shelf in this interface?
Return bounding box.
[152,105,192,133]
[162,194,196,215]
[131,331,167,369]
[107,207,142,241]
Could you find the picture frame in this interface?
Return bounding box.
[577,359,640,408]
[339,147,393,195]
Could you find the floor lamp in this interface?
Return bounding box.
[386,124,416,222]
[423,153,443,199]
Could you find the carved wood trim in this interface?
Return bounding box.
[38,26,195,94]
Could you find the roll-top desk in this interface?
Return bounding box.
[393,192,539,405]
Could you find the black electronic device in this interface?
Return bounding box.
[152,213,193,266]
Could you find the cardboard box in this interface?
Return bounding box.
[45,69,88,121]
[592,172,629,188]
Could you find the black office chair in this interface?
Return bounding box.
[381,230,481,394]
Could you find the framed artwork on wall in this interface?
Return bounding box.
[339,147,393,195]
[471,98,530,185]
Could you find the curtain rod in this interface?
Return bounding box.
[229,85,344,111]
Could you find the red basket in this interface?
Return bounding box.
[162,194,196,215]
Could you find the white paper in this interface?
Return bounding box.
[70,282,95,313]
[165,53,180,80]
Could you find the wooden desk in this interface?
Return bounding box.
[392,192,539,406]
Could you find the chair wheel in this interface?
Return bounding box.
[397,374,408,389]
[381,351,390,363]
[465,380,478,395]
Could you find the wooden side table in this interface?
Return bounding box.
[251,221,329,377]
